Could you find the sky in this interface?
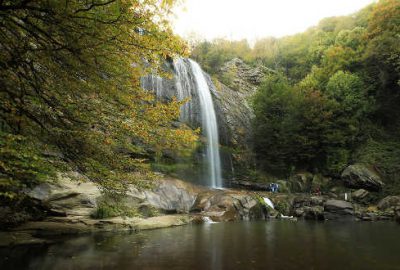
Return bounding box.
[172,0,376,41]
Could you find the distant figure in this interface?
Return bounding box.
[270,183,279,193]
[315,186,321,196]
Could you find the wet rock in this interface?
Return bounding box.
[0,197,49,229]
[324,199,354,220]
[191,191,266,222]
[341,164,384,191]
[361,212,378,221]
[230,180,270,191]
[352,189,369,200]
[303,206,325,220]
[291,195,325,219]
[27,172,101,217]
[377,196,400,211]
[132,178,206,213]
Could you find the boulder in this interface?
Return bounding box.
[360,212,378,221]
[291,195,325,219]
[341,164,384,191]
[324,199,354,220]
[352,189,371,204]
[191,191,266,222]
[377,196,400,211]
[131,178,206,213]
[303,206,325,220]
[27,172,101,217]
[230,180,270,191]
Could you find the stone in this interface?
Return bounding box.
[352,189,369,200]
[352,189,371,204]
[134,178,206,213]
[361,212,377,221]
[230,180,270,191]
[324,199,354,220]
[134,215,191,231]
[27,172,101,217]
[291,195,325,218]
[191,190,266,222]
[377,196,400,210]
[303,206,325,220]
[341,164,384,191]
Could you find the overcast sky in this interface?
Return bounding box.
[172,0,376,41]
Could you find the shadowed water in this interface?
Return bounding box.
[1,221,400,270]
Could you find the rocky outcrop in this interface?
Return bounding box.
[219,58,268,93]
[27,172,101,217]
[0,214,192,247]
[377,196,400,211]
[213,58,271,148]
[191,190,266,222]
[230,180,270,191]
[324,199,355,220]
[291,195,325,220]
[0,171,268,246]
[351,189,371,204]
[341,164,384,191]
[129,178,206,213]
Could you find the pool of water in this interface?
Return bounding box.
[1,220,400,270]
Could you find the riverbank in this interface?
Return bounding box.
[1,171,399,247]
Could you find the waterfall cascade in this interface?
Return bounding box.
[188,59,222,188]
[141,58,223,188]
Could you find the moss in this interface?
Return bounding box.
[354,134,400,196]
[91,199,141,219]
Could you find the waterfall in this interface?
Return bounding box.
[188,60,222,188]
[141,75,163,99]
[141,58,223,188]
[263,197,275,209]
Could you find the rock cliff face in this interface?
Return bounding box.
[213,58,268,148]
[142,58,269,181]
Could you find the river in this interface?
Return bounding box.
[1,220,399,270]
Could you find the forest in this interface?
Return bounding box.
[1,1,400,269]
[191,0,400,194]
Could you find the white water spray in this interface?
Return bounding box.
[263,197,275,209]
[188,59,223,188]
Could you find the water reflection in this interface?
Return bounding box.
[1,221,400,270]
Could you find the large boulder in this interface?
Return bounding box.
[291,195,325,219]
[191,190,266,222]
[130,178,206,213]
[341,164,384,191]
[377,196,400,211]
[324,199,354,220]
[352,189,371,204]
[27,172,101,217]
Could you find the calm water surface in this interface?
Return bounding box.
[1,220,400,270]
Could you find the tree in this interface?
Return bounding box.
[0,0,198,197]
